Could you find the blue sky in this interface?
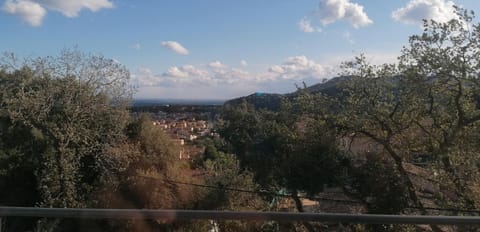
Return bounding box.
[1,0,480,99]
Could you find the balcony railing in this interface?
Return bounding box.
[1,207,480,225]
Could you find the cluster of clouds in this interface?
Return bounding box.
[2,0,113,26]
[131,55,335,94]
[298,18,322,33]
[392,0,458,25]
[299,0,459,33]
[144,38,335,91]
[299,0,373,33]
[2,0,461,29]
[132,41,332,95]
[134,35,395,97]
[268,56,333,81]
[1,0,464,98]
[131,45,403,98]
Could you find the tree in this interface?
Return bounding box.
[95,115,202,232]
[312,7,480,223]
[219,99,347,232]
[398,7,480,211]
[311,55,426,212]
[0,50,133,231]
[198,151,270,232]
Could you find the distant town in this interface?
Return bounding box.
[131,102,222,160]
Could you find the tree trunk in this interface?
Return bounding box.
[383,144,443,232]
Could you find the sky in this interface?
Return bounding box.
[1,0,480,100]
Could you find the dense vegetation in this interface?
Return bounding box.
[221,7,480,232]
[1,7,480,232]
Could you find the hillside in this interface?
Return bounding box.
[224,76,350,110]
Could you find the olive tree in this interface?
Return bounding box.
[0,49,133,231]
[398,7,480,210]
[316,7,480,218]
[219,99,347,232]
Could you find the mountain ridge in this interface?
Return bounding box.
[224,76,350,110]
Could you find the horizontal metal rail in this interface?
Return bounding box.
[1,207,480,225]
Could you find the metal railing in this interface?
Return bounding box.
[1,207,480,225]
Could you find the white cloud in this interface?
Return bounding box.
[131,67,160,87]
[161,41,190,55]
[268,65,285,74]
[240,60,248,66]
[164,66,189,78]
[3,0,46,26]
[392,0,457,25]
[135,56,335,88]
[267,55,334,80]
[298,18,321,33]
[313,0,373,28]
[134,62,252,88]
[2,0,113,26]
[132,56,337,98]
[133,53,404,99]
[163,65,207,79]
[211,68,251,84]
[38,0,113,17]
[208,60,224,68]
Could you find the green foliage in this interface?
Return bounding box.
[219,98,347,212]
[217,7,480,224]
[127,114,178,170]
[173,135,270,231]
[0,50,132,231]
[96,115,204,231]
[2,7,480,231]
[349,153,410,214]
[203,152,263,209]
[309,6,480,217]
[395,8,480,210]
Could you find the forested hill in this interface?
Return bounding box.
[290,76,352,96]
[224,76,351,110]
